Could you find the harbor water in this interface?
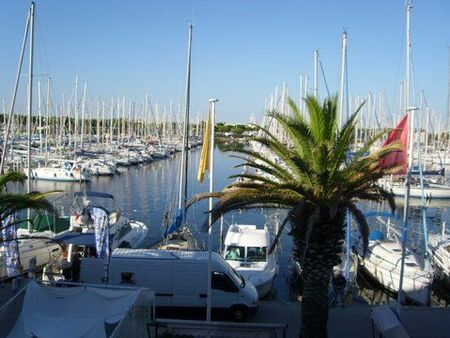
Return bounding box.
[16,147,450,305]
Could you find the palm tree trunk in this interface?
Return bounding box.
[293,208,346,338]
[300,272,330,338]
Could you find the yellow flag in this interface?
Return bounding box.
[197,111,211,183]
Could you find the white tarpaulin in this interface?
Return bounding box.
[8,281,143,338]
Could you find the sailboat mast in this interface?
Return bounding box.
[80,81,87,150]
[178,23,193,212]
[406,3,413,170]
[447,47,450,132]
[0,5,31,175]
[45,78,50,157]
[26,1,35,232]
[74,76,78,151]
[313,49,319,98]
[397,0,413,317]
[338,31,347,129]
[38,81,42,154]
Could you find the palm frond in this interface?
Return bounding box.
[0,171,27,188]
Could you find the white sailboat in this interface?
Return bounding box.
[222,224,278,298]
[0,231,63,280]
[358,229,432,305]
[151,23,201,251]
[428,224,450,280]
[80,158,116,176]
[359,2,433,307]
[27,159,92,182]
[383,176,450,200]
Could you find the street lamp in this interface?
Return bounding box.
[206,98,218,322]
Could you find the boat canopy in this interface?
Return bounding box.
[224,224,269,248]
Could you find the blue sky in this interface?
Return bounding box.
[0,0,449,123]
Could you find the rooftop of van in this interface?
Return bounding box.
[112,248,222,261]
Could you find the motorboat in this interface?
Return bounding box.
[65,191,149,249]
[42,192,149,282]
[222,224,277,298]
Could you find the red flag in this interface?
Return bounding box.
[379,115,409,174]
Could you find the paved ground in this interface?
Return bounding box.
[251,300,372,338]
[1,281,450,338]
[252,300,450,338]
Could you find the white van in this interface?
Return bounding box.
[80,248,259,320]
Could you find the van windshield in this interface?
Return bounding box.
[229,267,245,288]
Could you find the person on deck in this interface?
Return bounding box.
[330,269,347,307]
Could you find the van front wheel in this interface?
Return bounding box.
[230,305,248,321]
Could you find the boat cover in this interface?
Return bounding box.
[8,280,143,338]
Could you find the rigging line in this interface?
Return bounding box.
[34,16,51,76]
[319,60,330,97]
[383,94,394,127]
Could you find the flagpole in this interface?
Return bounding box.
[207,98,218,322]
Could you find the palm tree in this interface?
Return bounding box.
[0,171,57,231]
[188,96,400,338]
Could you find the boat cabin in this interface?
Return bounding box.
[223,225,270,266]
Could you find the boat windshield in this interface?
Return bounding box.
[72,194,116,214]
[228,266,245,288]
[225,245,245,261]
[247,246,267,262]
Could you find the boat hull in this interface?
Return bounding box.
[358,240,432,305]
[389,183,450,200]
[0,236,62,280]
[29,168,91,182]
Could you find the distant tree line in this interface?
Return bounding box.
[215,122,255,136]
